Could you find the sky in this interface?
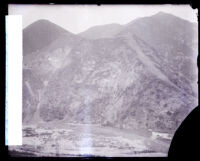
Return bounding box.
[9,4,198,34]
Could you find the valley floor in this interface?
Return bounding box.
[9,122,171,157]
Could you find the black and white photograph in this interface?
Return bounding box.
[7,4,198,157]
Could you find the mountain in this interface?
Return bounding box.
[78,23,123,39]
[22,20,82,122]
[117,12,198,97]
[23,19,82,81]
[23,19,74,55]
[22,12,198,136]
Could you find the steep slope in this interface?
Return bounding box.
[78,23,123,39]
[23,13,198,138]
[39,35,196,135]
[23,20,82,123]
[23,18,82,82]
[23,69,43,123]
[117,12,198,97]
[23,19,74,55]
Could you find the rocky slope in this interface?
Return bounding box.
[22,13,198,136]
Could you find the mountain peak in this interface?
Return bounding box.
[156,11,167,15]
[34,19,51,23]
[30,19,52,26]
[24,19,65,31]
[153,11,176,18]
[151,11,193,24]
[23,19,73,54]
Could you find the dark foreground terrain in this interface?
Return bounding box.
[9,122,172,157]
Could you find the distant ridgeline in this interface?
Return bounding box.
[22,12,198,134]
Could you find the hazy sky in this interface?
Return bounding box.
[9,4,198,34]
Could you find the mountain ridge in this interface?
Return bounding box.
[22,12,198,137]
[78,23,123,39]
